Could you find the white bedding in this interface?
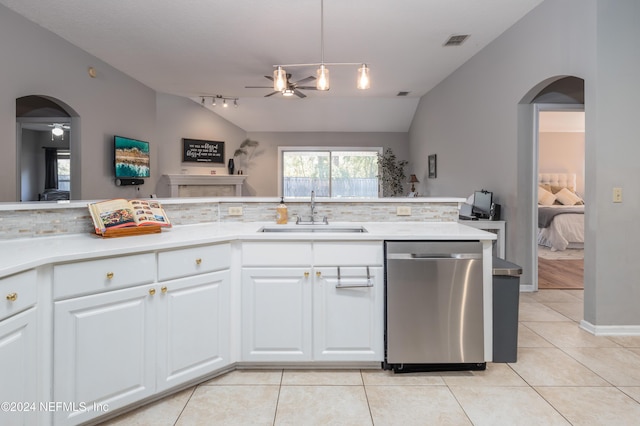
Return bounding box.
[537,206,584,251]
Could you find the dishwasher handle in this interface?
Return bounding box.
[386,253,482,260]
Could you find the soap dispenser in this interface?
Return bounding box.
[276,197,288,224]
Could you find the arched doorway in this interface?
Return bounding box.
[16,95,80,201]
[515,76,585,291]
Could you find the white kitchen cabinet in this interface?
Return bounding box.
[53,283,156,425]
[241,267,312,361]
[157,269,230,391]
[313,266,384,361]
[0,307,38,426]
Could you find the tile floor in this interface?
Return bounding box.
[102,289,640,425]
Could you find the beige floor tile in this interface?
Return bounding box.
[619,387,640,403]
[281,369,363,385]
[361,368,444,386]
[100,387,194,426]
[441,363,528,387]
[366,385,471,425]
[543,301,583,322]
[201,369,282,385]
[519,302,572,322]
[508,348,609,386]
[518,323,554,348]
[275,385,371,425]
[449,386,568,426]
[518,292,539,303]
[609,335,640,348]
[536,386,640,425]
[562,347,640,386]
[176,385,279,426]
[560,289,584,300]
[530,289,582,303]
[522,321,620,348]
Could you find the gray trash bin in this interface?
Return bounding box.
[492,257,522,363]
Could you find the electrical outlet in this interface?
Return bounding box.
[613,187,623,203]
[396,206,411,216]
[228,206,243,216]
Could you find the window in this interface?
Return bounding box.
[280,148,380,198]
[57,150,70,191]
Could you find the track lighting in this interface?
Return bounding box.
[199,95,239,108]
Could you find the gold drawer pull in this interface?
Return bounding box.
[6,293,17,302]
[149,288,156,296]
[195,258,202,265]
[106,272,114,279]
[304,272,310,278]
[161,286,168,294]
[316,271,322,277]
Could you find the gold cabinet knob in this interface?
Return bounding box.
[106,272,114,279]
[149,288,156,296]
[316,271,322,277]
[195,258,202,265]
[304,271,310,278]
[161,286,168,294]
[6,292,17,302]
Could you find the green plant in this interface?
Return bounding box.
[377,148,408,197]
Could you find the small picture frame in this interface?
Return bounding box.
[428,154,437,178]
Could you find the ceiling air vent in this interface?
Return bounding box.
[444,34,470,47]
[396,91,410,97]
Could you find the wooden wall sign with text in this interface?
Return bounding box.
[182,139,224,163]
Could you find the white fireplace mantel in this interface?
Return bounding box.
[161,174,247,197]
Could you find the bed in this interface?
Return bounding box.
[537,173,584,251]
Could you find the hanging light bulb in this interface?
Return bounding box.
[201,97,205,105]
[274,66,287,91]
[223,99,228,108]
[234,99,238,108]
[212,97,217,106]
[357,64,370,90]
[316,64,330,91]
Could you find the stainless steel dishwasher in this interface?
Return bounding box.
[384,241,485,372]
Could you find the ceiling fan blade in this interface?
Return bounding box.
[264,75,274,81]
[293,90,307,98]
[296,86,317,90]
[294,76,316,85]
[264,91,279,97]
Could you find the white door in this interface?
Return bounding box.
[313,267,384,361]
[157,270,231,391]
[0,308,37,426]
[241,267,312,361]
[53,284,156,425]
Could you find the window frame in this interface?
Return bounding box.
[277,146,382,198]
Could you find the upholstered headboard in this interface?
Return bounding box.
[538,173,576,192]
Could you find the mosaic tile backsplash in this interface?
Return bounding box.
[0,200,459,240]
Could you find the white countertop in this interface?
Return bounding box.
[0,221,495,278]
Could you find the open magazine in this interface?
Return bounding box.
[88,199,171,236]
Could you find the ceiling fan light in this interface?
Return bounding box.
[316,65,330,91]
[274,66,287,91]
[357,64,370,90]
[282,89,295,97]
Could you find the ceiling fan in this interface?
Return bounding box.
[245,74,317,98]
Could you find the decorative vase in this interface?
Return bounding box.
[228,158,235,175]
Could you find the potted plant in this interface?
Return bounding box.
[378,148,408,197]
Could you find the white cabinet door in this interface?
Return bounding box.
[242,267,312,361]
[157,270,231,391]
[0,308,37,426]
[313,267,384,361]
[53,284,156,426]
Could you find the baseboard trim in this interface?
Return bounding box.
[580,320,640,336]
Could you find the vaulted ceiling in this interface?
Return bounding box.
[1,0,543,132]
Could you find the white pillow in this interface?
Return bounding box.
[538,186,556,206]
[555,187,583,205]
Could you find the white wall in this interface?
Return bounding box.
[246,132,410,196]
[539,132,585,196]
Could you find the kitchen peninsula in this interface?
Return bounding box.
[0,197,496,425]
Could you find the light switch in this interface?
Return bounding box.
[613,187,623,203]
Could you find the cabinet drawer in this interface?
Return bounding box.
[314,242,383,266]
[158,243,231,281]
[0,269,37,321]
[242,242,312,266]
[53,253,156,300]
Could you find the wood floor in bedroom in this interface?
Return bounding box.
[538,257,584,289]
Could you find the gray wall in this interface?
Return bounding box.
[0,4,156,201]
[246,132,410,196]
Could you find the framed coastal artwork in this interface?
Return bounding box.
[428,154,437,178]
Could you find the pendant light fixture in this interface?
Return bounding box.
[272,0,370,94]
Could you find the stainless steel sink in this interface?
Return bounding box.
[258,226,368,233]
